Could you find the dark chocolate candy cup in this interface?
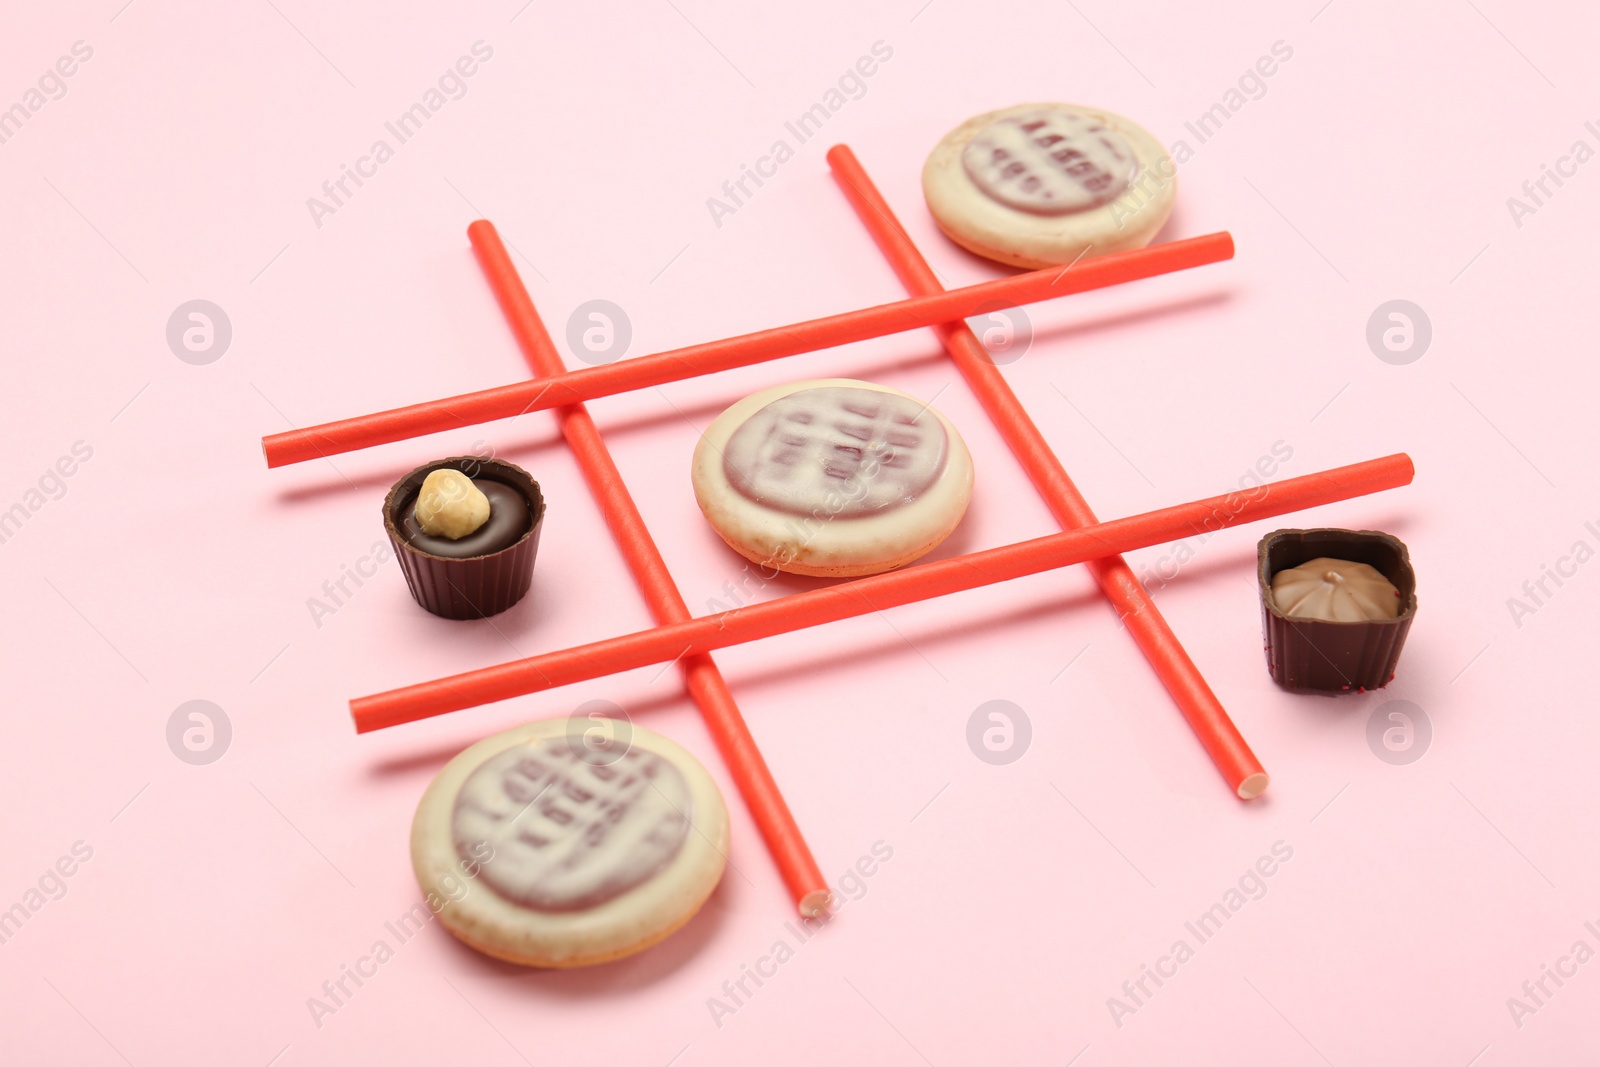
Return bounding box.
[384,457,546,621]
[1258,528,1417,693]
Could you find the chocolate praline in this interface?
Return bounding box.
[383,457,546,620]
[1257,528,1417,694]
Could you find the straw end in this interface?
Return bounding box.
[261,432,298,470]
[1236,772,1270,800]
[798,888,834,917]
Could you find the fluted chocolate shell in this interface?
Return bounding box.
[1258,528,1417,693]
[384,457,545,620]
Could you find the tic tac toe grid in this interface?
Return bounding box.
[263,145,1412,916]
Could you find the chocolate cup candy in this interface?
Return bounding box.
[1258,528,1417,693]
[384,457,545,620]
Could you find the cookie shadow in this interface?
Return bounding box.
[431,863,738,993]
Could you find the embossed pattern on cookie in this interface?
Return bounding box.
[453,743,692,912]
[961,106,1139,216]
[722,385,948,519]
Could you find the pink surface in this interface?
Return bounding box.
[3,1,1597,1064]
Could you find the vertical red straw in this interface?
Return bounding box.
[466,221,832,915]
[826,146,1269,800]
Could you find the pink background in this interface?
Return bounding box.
[3,1,1597,1063]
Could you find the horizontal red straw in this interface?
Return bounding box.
[352,453,1414,735]
[262,231,1233,467]
[466,221,831,917]
[828,145,1269,799]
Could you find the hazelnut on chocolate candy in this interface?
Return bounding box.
[383,457,546,620]
[415,469,490,539]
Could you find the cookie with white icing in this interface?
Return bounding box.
[692,379,973,577]
[923,103,1175,269]
[411,718,729,968]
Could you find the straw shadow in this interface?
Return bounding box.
[364,738,480,779]
[273,463,419,504]
[719,585,1114,695]
[271,429,566,506]
[915,510,981,564]
[573,345,961,441]
[260,283,1234,504]
[688,464,1389,609]
[1026,290,1232,352]
[1139,543,1263,593]
[358,586,1111,781]
[362,687,697,781]
[1136,509,1413,592]
[918,196,1202,288]
[704,514,1416,694]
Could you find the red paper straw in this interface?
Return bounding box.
[464,221,831,917]
[262,232,1233,467]
[352,453,1414,733]
[827,145,1269,798]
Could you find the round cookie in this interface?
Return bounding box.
[692,378,974,578]
[923,102,1176,269]
[411,718,729,968]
